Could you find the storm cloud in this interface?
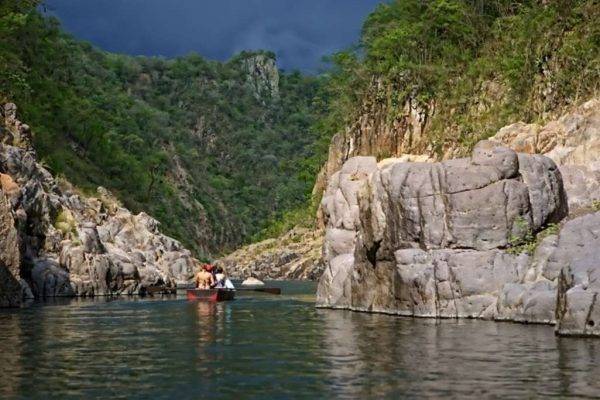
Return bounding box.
[44,0,384,72]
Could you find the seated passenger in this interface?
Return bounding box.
[214,267,226,288]
[195,264,215,289]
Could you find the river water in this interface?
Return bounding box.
[1,281,599,399]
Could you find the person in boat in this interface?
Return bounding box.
[213,266,235,290]
[195,264,215,290]
[214,266,226,288]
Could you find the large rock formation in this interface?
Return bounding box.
[491,98,599,211]
[217,227,324,281]
[315,140,600,336]
[242,53,280,101]
[0,104,199,304]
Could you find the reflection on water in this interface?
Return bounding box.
[320,310,600,398]
[0,281,599,399]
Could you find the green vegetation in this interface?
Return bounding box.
[266,0,599,240]
[0,2,328,256]
[323,0,599,155]
[53,208,77,238]
[508,218,560,255]
[1,0,598,255]
[592,200,600,211]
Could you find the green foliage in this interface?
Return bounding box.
[0,4,328,255]
[53,208,77,238]
[508,220,560,255]
[252,197,320,241]
[323,0,599,154]
[592,200,600,211]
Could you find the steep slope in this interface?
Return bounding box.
[0,3,327,257]
[0,103,197,301]
[217,0,599,281]
[314,0,599,195]
[217,227,324,281]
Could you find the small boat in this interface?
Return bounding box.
[186,288,235,302]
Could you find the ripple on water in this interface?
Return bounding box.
[0,281,599,399]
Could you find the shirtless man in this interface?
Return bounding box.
[194,264,215,289]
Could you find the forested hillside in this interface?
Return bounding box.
[1,0,597,261]
[221,0,599,280]
[0,1,328,257]
[318,0,599,166]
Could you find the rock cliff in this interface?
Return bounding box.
[312,81,435,201]
[490,98,600,211]
[0,188,22,306]
[0,104,198,304]
[242,53,280,101]
[216,227,324,281]
[316,139,600,336]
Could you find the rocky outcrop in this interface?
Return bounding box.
[0,188,22,307]
[315,140,600,336]
[312,80,435,201]
[0,104,199,304]
[555,212,600,336]
[491,98,599,211]
[242,53,280,101]
[217,227,324,281]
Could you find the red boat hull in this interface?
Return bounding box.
[186,289,235,302]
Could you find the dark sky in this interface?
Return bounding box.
[43,0,385,72]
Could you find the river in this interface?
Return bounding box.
[0,281,599,399]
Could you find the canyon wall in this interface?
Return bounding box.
[0,104,199,303]
[316,135,600,337]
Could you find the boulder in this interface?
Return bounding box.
[241,277,265,286]
[491,98,600,211]
[316,141,573,326]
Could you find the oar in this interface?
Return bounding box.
[236,287,282,295]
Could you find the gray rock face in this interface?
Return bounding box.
[217,227,324,281]
[0,189,22,307]
[315,141,600,336]
[0,104,199,303]
[555,213,600,336]
[242,53,280,101]
[558,165,600,211]
[490,98,600,212]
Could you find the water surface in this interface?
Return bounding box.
[1,281,599,399]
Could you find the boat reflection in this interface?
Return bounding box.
[191,300,231,369]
